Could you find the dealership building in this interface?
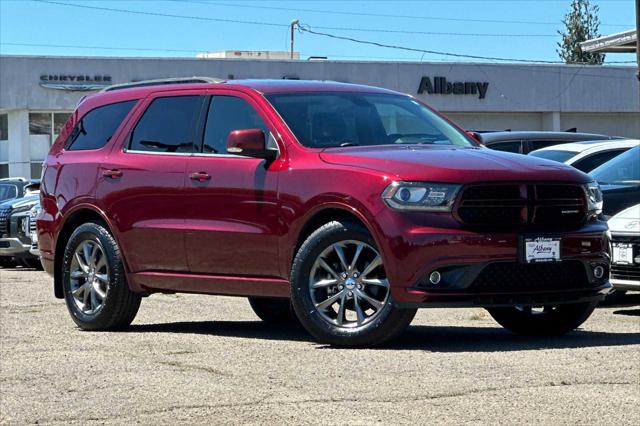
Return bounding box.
[0,54,638,179]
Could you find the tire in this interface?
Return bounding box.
[487,302,598,336]
[601,290,627,306]
[19,257,43,270]
[290,220,416,347]
[0,256,16,269]
[248,297,299,324]
[62,222,141,331]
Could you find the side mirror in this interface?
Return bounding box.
[227,129,275,160]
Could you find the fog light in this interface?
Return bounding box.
[593,265,605,279]
[429,271,441,285]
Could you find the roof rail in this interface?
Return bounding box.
[101,76,224,92]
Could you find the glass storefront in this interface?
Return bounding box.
[28,111,71,178]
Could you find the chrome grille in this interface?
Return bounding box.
[0,207,11,236]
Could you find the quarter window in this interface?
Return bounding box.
[489,141,522,154]
[66,100,136,151]
[202,96,270,154]
[130,96,204,153]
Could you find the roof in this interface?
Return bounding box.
[532,139,640,155]
[227,79,397,94]
[477,131,619,144]
[79,78,400,110]
[580,29,637,53]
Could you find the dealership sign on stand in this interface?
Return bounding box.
[418,76,489,99]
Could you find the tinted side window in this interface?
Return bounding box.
[66,100,136,151]
[202,96,270,154]
[130,96,203,153]
[490,141,522,153]
[572,149,626,172]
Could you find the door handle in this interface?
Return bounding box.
[102,169,123,179]
[189,171,211,182]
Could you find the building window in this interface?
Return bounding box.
[30,162,42,180]
[0,114,8,141]
[29,112,72,139]
[0,164,8,179]
[29,113,52,136]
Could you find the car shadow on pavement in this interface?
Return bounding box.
[384,325,640,352]
[127,321,313,342]
[127,320,639,351]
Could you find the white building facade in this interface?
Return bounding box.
[1,55,638,179]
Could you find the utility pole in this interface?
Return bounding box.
[290,19,299,60]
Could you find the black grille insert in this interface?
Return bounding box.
[456,183,586,228]
[469,261,591,293]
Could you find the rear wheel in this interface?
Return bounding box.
[248,297,298,324]
[290,220,416,347]
[487,302,598,336]
[62,222,141,330]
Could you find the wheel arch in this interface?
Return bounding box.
[290,203,382,272]
[53,206,117,298]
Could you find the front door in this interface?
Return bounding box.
[184,93,282,277]
[98,93,206,273]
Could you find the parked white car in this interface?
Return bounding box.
[608,204,640,292]
[529,139,639,173]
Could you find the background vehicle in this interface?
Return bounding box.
[0,193,42,269]
[476,131,620,154]
[0,178,39,202]
[590,145,640,217]
[38,78,610,347]
[607,204,639,296]
[529,139,639,173]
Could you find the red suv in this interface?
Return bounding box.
[37,78,610,346]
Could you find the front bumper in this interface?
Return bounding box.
[375,211,610,306]
[0,238,32,256]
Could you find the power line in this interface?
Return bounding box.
[1,42,635,77]
[179,0,633,28]
[297,25,556,64]
[33,0,289,28]
[30,0,580,38]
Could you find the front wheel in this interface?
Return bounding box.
[290,220,416,347]
[487,302,598,336]
[62,222,141,331]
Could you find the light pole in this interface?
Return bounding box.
[290,19,299,60]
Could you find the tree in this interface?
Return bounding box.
[557,0,605,64]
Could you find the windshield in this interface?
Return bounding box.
[266,92,473,148]
[590,146,639,185]
[529,149,577,163]
[0,184,18,202]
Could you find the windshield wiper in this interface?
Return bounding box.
[339,142,359,147]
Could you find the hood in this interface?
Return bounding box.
[608,204,640,234]
[0,194,40,210]
[319,145,591,183]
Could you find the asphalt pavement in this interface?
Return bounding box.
[1,267,639,425]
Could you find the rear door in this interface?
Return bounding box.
[183,91,282,277]
[97,92,206,273]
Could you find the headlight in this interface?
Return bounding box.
[382,182,461,211]
[584,181,603,215]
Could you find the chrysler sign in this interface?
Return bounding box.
[418,76,489,99]
[39,74,112,91]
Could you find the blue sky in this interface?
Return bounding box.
[0,0,636,64]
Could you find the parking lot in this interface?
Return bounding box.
[0,267,638,425]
